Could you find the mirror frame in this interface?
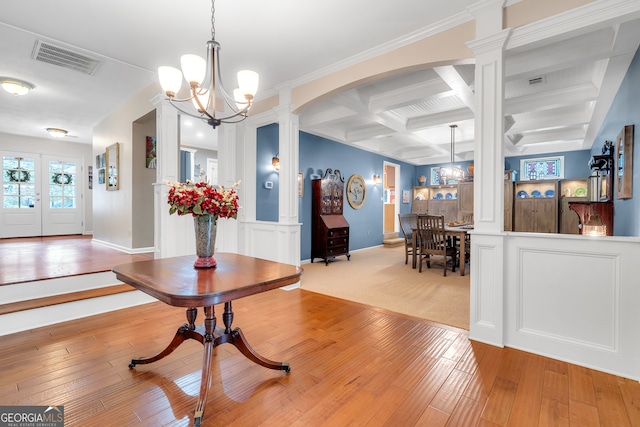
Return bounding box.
[615,125,634,200]
[106,142,120,191]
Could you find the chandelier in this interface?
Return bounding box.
[157,0,259,129]
[439,124,465,183]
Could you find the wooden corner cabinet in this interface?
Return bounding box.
[558,178,589,234]
[411,183,463,224]
[311,168,351,265]
[513,180,558,233]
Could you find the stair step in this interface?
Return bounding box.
[0,284,136,316]
[383,237,405,248]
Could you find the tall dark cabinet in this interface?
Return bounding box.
[311,168,350,265]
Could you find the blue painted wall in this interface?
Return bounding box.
[256,124,279,222]
[591,46,640,236]
[298,131,416,260]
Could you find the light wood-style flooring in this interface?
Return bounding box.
[0,235,151,285]
[0,237,639,426]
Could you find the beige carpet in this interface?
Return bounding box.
[300,245,470,330]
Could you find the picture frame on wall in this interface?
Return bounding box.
[298,172,304,197]
[146,136,157,169]
[106,142,120,191]
[615,124,634,199]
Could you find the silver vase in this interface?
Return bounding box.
[193,215,218,268]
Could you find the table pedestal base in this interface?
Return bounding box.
[129,302,289,426]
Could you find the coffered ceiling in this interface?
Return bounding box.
[1,0,639,165]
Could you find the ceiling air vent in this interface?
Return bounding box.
[528,75,546,86]
[31,40,101,75]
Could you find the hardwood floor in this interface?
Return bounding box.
[0,236,639,426]
[0,288,639,426]
[0,235,152,285]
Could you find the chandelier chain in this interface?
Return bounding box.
[210,0,216,40]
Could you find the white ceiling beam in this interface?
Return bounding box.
[505,83,598,115]
[433,65,475,112]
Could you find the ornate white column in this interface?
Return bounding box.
[466,0,510,346]
[151,95,195,259]
[273,85,301,266]
[216,120,240,254]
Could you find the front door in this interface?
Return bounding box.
[1,152,83,238]
[1,153,42,237]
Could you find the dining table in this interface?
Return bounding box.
[112,253,303,426]
[411,223,473,276]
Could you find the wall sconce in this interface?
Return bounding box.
[373,174,382,184]
[272,153,280,171]
[584,212,606,236]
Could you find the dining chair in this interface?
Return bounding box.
[457,213,473,266]
[416,214,457,276]
[398,213,417,265]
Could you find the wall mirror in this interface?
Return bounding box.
[106,142,120,191]
[615,125,634,199]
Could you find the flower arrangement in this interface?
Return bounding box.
[165,180,240,219]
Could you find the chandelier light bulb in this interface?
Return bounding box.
[192,90,211,113]
[237,70,259,98]
[158,66,183,97]
[180,54,206,86]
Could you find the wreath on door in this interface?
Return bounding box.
[7,169,31,182]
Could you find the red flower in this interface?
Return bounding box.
[165,180,240,219]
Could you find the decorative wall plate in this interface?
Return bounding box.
[346,174,366,209]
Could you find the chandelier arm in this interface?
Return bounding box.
[190,86,215,120]
[214,108,250,123]
[215,51,238,108]
[167,99,215,121]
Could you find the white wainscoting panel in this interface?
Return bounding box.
[517,248,618,351]
[469,233,505,346]
[503,233,640,380]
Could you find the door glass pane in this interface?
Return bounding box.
[48,160,76,209]
[2,155,36,208]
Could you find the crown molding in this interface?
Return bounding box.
[289,11,475,89]
[507,0,640,50]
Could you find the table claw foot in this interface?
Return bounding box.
[194,411,203,427]
[231,328,290,372]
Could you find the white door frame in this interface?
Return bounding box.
[383,160,401,234]
[1,151,83,238]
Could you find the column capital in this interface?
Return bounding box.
[466,28,512,56]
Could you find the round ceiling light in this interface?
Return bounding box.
[46,128,68,138]
[0,77,35,96]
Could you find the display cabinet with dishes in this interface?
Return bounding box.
[558,178,589,234]
[411,186,430,213]
[429,184,459,223]
[513,180,559,233]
